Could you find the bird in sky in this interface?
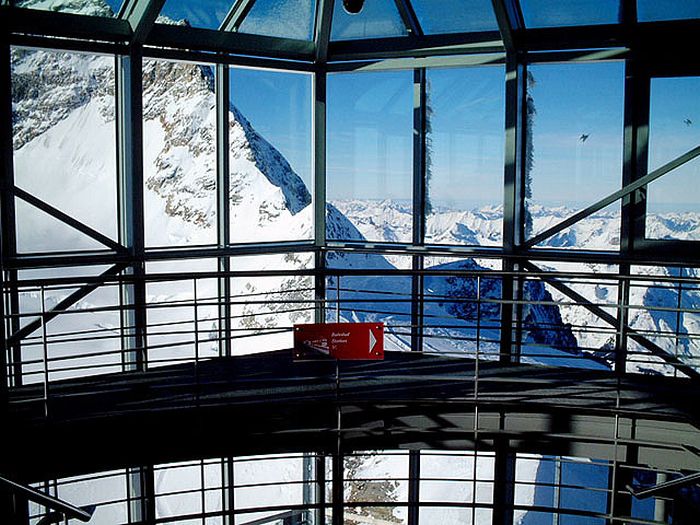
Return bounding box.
[684,118,693,127]
[579,133,589,143]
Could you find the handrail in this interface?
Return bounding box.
[0,475,95,522]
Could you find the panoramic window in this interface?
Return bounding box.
[419,451,494,524]
[519,0,622,27]
[145,259,220,368]
[229,253,314,355]
[330,0,407,40]
[229,67,313,243]
[422,256,502,358]
[159,0,232,29]
[424,66,505,246]
[646,76,700,241]
[17,265,122,383]
[12,47,118,254]
[637,0,700,22]
[327,70,413,243]
[14,0,124,16]
[238,0,317,40]
[411,0,499,34]
[525,61,625,250]
[142,58,218,247]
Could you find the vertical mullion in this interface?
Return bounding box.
[128,465,155,524]
[217,63,236,525]
[0,40,20,389]
[118,47,151,525]
[331,451,343,525]
[314,70,327,324]
[223,458,235,525]
[411,67,426,354]
[217,63,232,358]
[618,56,649,374]
[408,450,420,525]
[492,437,515,525]
[501,52,525,365]
[117,47,146,373]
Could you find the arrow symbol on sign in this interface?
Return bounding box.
[369,329,377,353]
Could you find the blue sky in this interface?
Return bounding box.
[231,67,313,188]
[527,61,625,208]
[150,0,697,213]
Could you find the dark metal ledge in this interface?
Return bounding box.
[4,351,700,482]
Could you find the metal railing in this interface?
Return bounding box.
[4,261,700,395]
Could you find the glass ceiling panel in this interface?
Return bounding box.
[14,0,125,17]
[159,0,232,30]
[331,0,408,41]
[638,0,700,22]
[238,0,316,40]
[411,0,499,34]
[519,0,622,28]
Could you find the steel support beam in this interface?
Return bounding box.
[524,143,700,249]
[2,7,131,43]
[128,465,155,524]
[393,0,422,37]
[407,450,420,525]
[217,63,232,358]
[7,263,126,347]
[492,438,515,525]
[490,0,522,53]
[0,476,93,522]
[122,0,165,45]
[0,37,16,393]
[13,187,125,252]
[220,0,256,33]
[328,31,503,62]
[117,47,147,372]
[314,0,335,63]
[523,261,700,379]
[629,471,700,499]
[147,24,315,62]
[411,68,426,354]
[331,452,343,525]
[313,71,328,323]
[500,52,525,364]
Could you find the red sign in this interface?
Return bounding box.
[293,323,384,360]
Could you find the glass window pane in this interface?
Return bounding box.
[331,0,408,40]
[425,66,505,246]
[327,70,413,243]
[638,0,700,22]
[143,59,217,247]
[344,452,409,524]
[159,0,232,29]
[12,47,118,254]
[525,62,624,250]
[15,0,124,16]
[412,0,499,34]
[519,0,622,28]
[18,265,122,383]
[646,76,700,241]
[146,259,220,368]
[238,0,316,40]
[519,261,617,371]
[234,453,305,523]
[423,257,502,358]
[229,67,313,243]
[229,253,314,355]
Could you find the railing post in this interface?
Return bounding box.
[40,285,49,418]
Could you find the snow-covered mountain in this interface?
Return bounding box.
[333,199,700,373]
